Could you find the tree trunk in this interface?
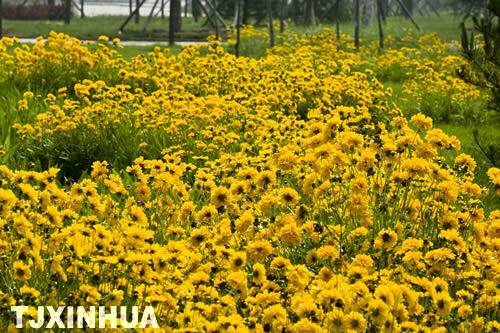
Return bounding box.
[64,0,71,24]
[290,0,299,21]
[335,0,340,39]
[169,0,182,45]
[135,0,140,23]
[267,0,275,47]
[47,0,56,19]
[0,0,3,37]
[354,0,360,49]
[209,0,219,39]
[381,0,388,20]
[80,0,84,18]
[242,0,250,24]
[235,0,241,57]
[362,0,374,26]
[377,0,384,49]
[184,0,189,17]
[279,0,286,33]
[305,0,316,26]
[233,0,238,26]
[192,0,201,22]
[402,0,415,16]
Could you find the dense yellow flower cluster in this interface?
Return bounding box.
[0,32,150,92]
[0,32,499,331]
[363,33,484,121]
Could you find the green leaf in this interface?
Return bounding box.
[3,128,11,151]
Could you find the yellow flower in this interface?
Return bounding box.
[434,293,452,317]
[316,245,339,261]
[106,289,124,306]
[368,298,389,324]
[90,161,109,181]
[325,309,344,333]
[20,286,40,299]
[13,261,31,281]
[342,311,367,332]
[246,240,273,261]
[279,187,300,206]
[374,285,395,307]
[190,227,209,246]
[230,252,246,271]
[457,304,472,319]
[262,304,287,332]
[252,263,267,285]
[210,186,233,208]
[455,153,477,172]
[410,113,433,130]
[74,83,90,96]
[374,229,398,250]
[286,265,310,292]
[402,157,430,178]
[23,91,34,99]
[0,188,16,214]
[487,167,500,195]
[256,170,277,188]
[18,98,28,110]
[279,221,302,247]
[235,210,254,233]
[227,271,247,295]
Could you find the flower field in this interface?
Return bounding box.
[0,30,499,331]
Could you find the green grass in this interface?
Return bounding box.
[268,12,467,43]
[117,44,182,59]
[2,12,467,60]
[2,16,211,40]
[335,12,466,42]
[437,124,500,211]
[3,12,465,42]
[383,82,500,211]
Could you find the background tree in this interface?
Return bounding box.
[362,0,374,26]
[452,0,489,19]
[305,0,317,25]
[214,0,355,27]
[64,0,71,24]
[280,0,286,32]
[267,0,275,45]
[461,0,499,110]
[169,0,182,45]
[0,0,3,36]
[402,0,414,16]
[354,0,360,48]
[460,0,500,166]
[135,0,140,23]
[47,0,56,19]
[192,0,202,21]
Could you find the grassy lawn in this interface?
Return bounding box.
[384,80,500,211]
[2,12,467,59]
[2,12,465,42]
[117,44,183,58]
[436,124,500,210]
[122,12,466,57]
[336,12,465,42]
[2,16,211,40]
